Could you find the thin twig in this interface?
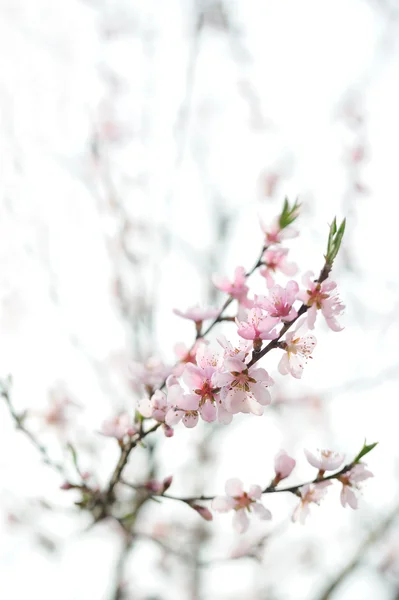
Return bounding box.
[1,382,67,477]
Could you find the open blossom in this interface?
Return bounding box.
[217,335,252,362]
[166,346,223,427]
[173,340,206,377]
[338,463,373,509]
[292,481,332,524]
[213,357,274,416]
[212,478,272,533]
[297,272,345,332]
[278,326,317,379]
[236,308,279,342]
[260,217,298,246]
[138,389,168,422]
[260,248,298,288]
[100,413,136,441]
[255,281,299,322]
[212,266,252,306]
[304,449,345,472]
[274,450,296,482]
[173,305,220,323]
[129,357,171,390]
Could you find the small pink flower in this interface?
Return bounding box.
[217,335,252,362]
[274,450,296,482]
[297,272,345,332]
[278,326,317,379]
[173,306,220,323]
[213,357,274,416]
[255,281,299,322]
[304,449,345,472]
[137,389,168,422]
[292,481,331,524]
[260,248,298,288]
[173,340,205,376]
[101,413,136,441]
[212,478,271,533]
[212,266,251,306]
[129,357,171,389]
[338,463,373,509]
[260,217,298,246]
[236,308,280,342]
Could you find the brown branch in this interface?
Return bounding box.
[103,422,162,509]
[247,260,331,368]
[121,460,354,506]
[1,381,67,477]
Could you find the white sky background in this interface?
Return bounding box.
[1,0,399,599]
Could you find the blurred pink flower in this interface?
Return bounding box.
[101,413,136,441]
[212,266,252,306]
[173,306,220,323]
[260,217,298,246]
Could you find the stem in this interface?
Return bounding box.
[1,385,67,477]
[122,461,354,506]
[247,259,331,368]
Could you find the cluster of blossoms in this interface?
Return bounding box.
[93,200,374,533]
[121,202,346,437]
[139,447,373,533]
[211,449,372,532]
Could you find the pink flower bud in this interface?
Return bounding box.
[162,476,173,492]
[60,481,73,490]
[274,450,296,481]
[163,424,174,437]
[190,503,213,521]
[145,480,164,494]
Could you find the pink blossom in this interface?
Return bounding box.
[278,328,317,379]
[255,281,299,322]
[212,266,251,306]
[297,272,345,331]
[173,306,220,323]
[217,335,252,362]
[166,346,223,427]
[260,248,298,288]
[292,481,331,524]
[129,357,171,390]
[304,449,345,472]
[236,308,280,342]
[260,217,298,246]
[338,463,373,509]
[212,478,271,533]
[100,413,136,441]
[173,340,205,376]
[213,357,274,416]
[274,450,296,482]
[137,389,168,422]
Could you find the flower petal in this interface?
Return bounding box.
[233,509,249,533]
